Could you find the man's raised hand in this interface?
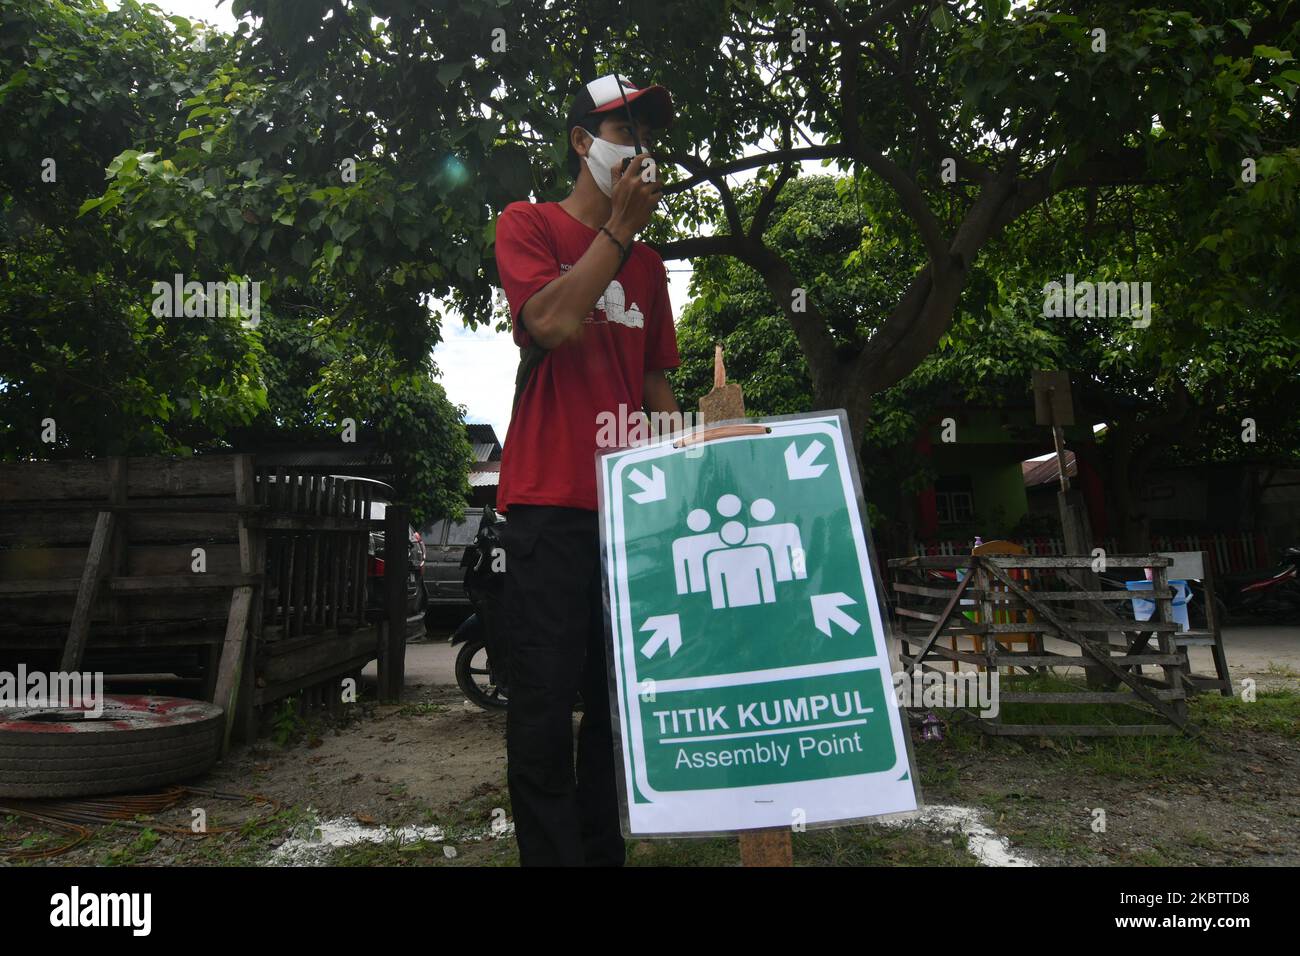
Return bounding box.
[606,154,662,245]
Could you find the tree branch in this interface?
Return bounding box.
[662,145,847,195]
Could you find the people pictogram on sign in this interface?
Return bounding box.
[671,494,806,609]
[671,507,721,594]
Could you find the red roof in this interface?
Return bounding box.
[1022,450,1076,488]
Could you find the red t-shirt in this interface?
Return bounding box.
[494,201,680,512]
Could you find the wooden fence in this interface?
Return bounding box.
[887,552,1231,737]
[914,531,1268,577]
[0,455,409,745]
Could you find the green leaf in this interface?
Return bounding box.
[177,127,202,142]
[330,219,360,243]
[1253,45,1294,63]
[437,60,466,84]
[292,237,315,267]
[106,150,141,176]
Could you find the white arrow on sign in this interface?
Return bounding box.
[811,593,860,637]
[784,440,828,480]
[627,465,666,503]
[640,614,682,659]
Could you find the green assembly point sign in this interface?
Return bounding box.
[598,410,918,836]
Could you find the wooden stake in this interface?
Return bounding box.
[697,343,793,866]
[61,510,115,672]
[699,341,746,424]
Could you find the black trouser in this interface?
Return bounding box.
[501,505,625,867]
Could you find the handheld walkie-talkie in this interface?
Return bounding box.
[616,75,645,176]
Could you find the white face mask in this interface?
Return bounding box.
[583,132,639,197]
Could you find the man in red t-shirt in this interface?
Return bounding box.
[493,74,681,866]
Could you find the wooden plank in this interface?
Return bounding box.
[229,454,263,748]
[977,564,1000,712]
[892,582,983,600]
[212,586,253,749]
[261,628,378,684]
[0,499,258,515]
[59,510,116,672]
[895,605,986,628]
[1151,559,1188,721]
[108,458,129,628]
[0,460,108,502]
[983,620,1179,634]
[254,649,376,708]
[985,589,1172,602]
[902,647,1182,667]
[890,555,1171,570]
[996,653,1181,667]
[1200,550,1233,698]
[1000,691,1184,703]
[1,624,223,649]
[0,543,244,579]
[292,533,308,638]
[111,572,260,592]
[977,723,1180,737]
[0,579,83,596]
[0,509,241,546]
[900,567,975,674]
[285,533,299,638]
[308,477,321,626]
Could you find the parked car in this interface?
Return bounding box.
[420,507,486,607]
[331,476,427,639]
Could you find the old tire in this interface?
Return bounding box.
[0,695,223,799]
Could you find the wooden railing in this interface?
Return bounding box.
[887,552,1231,737]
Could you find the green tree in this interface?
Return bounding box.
[674,174,1300,549]
[0,0,471,521]
[146,0,1298,446]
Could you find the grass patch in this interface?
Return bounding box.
[1190,688,1300,737]
[397,699,450,717]
[99,827,160,866]
[995,673,1158,727]
[626,823,979,867]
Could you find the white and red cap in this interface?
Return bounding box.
[567,73,674,130]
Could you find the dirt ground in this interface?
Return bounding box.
[3,629,1298,867]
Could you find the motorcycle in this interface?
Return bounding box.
[449,508,510,711]
[448,508,585,713]
[1222,546,1300,624]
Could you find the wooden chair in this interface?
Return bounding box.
[949,539,1041,672]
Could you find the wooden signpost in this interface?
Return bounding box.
[697,343,792,868]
